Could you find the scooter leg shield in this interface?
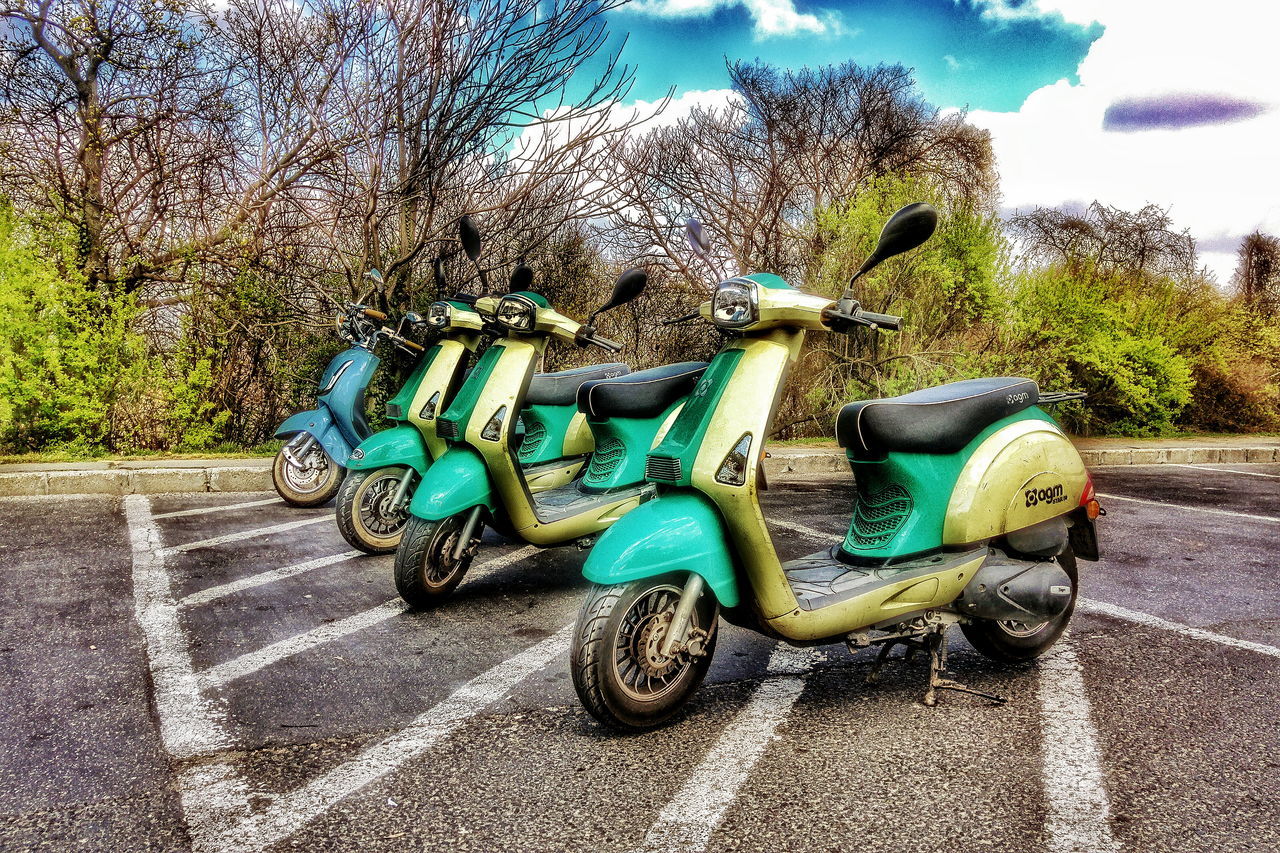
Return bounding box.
[275,408,353,467]
[407,446,497,521]
[347,424,431,474]
[583,491,741,608]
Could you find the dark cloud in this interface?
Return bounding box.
[1103,93,1269,132]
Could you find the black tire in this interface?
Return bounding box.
[336,467,412,554]
[272,444,343,507]
[393,513,477,608]
[571,576,719,732]
[961,549,1079,663]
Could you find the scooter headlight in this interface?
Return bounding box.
[711,279,757,328]
[495,294,537,331]
[426,301,451,329]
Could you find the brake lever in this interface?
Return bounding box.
[662,311,701,326]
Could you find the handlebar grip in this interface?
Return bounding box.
[859,311,902,331]
[402,339,425,352]
[592,335,623,353]
[363,308,388,321]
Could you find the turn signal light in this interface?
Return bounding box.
[1085,498,1102,520]
[481,406,507,441]
[715,433,753,485]
[419,391,440,420]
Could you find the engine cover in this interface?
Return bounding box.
[957,555,1073,623]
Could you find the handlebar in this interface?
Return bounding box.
[821,305,903,335]
[363,308,388,321]
[857,310,901,331]
[590,334,623,353]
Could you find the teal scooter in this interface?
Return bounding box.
[273,290,424,507]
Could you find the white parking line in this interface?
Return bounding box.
[180,551,362,608]
[163,516,331,554]
[124,495,254,844]
[153,497,282,520]
[1169,463,1280,479]
[1038,637,1121,853]
[205,625,573,852]
[1078,598,1280,658]
[1097,492,1279,524]
[635,645,823,853]
[201,545,541,685]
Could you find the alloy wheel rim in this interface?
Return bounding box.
[359,472,408,537]
[613,584,694,703]
[284,449,328,493]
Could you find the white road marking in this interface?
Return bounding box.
[770,517,841,542]
[201,545,541,685]
[180,551,362,607]
[153,497,282,519]
[1078,598,1280,659]
[635,644,823,853]
[1169,463,1280,479]
[124,495,254,843]
[1097,492,1279,524]
[1038,637,1121,853]
[163,516,331,554]
[205,625,574,852]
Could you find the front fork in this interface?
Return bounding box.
[660,573,705,659]
[282,433,318,469]
[389,468,416,512]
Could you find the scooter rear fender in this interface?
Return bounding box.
[275,407,354,467]
[583,490,741,607]
[347,424,430,474]
[408,446,496,521]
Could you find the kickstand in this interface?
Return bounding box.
[922,626,1006,707]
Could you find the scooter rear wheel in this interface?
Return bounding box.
[272,445,343,507]
[336,467,412,554]
[961,549,1078,663]
[394,513,476,608]
[571,576,719,732]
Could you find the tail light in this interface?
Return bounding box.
[1080,472,1102,520]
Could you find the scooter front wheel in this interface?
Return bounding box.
[571,576,719,732]
[272,443,343,507]
[336,467,412,554]
[394,513,477,608]
[961,549,1079,662]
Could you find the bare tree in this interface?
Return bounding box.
[1009,202,1198,282]
[0,0,366,295]
[1232,230,1280,315]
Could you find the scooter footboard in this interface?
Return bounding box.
[583,491,741,607]
[408,446,496,521]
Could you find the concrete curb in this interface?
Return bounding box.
[2,445,1277,496]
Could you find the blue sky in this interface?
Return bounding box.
[570,0,1280,283]
[601,0,1102,112]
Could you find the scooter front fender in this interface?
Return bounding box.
[583,491,740,607]
[275,408,354,467]
[348,424,430,474]
[408,446,496,521]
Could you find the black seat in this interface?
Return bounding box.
[836,377,1039,458]
[577,362,709,419]
[526,363,629,406]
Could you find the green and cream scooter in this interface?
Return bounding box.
[393,269,711,608]
[570,204,1105,730]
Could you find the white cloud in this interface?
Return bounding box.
[964,0,1280,283]
[624,0,829,38]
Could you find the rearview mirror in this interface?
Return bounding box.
[459,216,482,263]
[685,219,711,258]
[509,262,533,292]
[403,311,423,326]
[851,202,938,283]
[365,268,384,284]
[591,268,647,322]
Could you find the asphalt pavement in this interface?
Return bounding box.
[1,462,1277,852]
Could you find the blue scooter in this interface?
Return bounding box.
[273,283,424,507]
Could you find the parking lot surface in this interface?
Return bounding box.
[1,462,1277,851]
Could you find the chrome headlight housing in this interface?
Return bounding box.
[495,294,537,331]
[711,278,758,328]
[426,301,451,329]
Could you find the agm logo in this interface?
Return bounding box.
[1025,483,1068,507]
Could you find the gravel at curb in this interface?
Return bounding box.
[2,445,1277,496]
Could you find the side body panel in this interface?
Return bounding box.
[384,349,433,423]
[405,338,473,461]
[517,403,594,465]
[582,491,741,606]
